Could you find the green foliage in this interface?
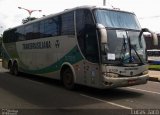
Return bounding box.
[0,34,2,39]
[22,17,37,24]
[149,65,160,70]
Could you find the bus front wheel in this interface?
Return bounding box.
[62,68,75,90]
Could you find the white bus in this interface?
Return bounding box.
[147,49,160,64]
[2,6,158,89]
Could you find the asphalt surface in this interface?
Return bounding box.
[0,63,160,115]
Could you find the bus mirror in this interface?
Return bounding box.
[96,23,106,29]
[140,28,158,46]
[96,24,107,44]
[152,33,158,46]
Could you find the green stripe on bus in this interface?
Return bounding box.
[19,46,83,74]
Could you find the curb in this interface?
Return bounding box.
[149,69,160,71]
[149,77,160,82]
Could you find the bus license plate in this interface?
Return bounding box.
[128,79,137,84]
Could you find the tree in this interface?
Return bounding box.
[0,34,2,58]
[22,17,37,24]
[0,34,2,39]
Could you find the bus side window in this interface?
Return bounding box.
[4,29,17,43]
[51,17,60,36]
[44,17,60,37]
[40,21,45,38]
[17,27,25,41]
[33,22,40,39]
[25,24,33,40]
[76,9,99,63]
[61,12,74,35]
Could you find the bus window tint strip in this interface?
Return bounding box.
[3,11,75,43]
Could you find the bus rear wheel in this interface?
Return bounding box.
[13,63,19,76]
[62,68,75,90]
[8,62,13,74]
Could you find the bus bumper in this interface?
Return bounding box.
[103,74,149,88]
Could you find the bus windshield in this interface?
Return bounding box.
[94,9,147,65]
[94,9,141,30]
[106,30,147,65]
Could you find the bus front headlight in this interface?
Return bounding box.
[106,73,119,78]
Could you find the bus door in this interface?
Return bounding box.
[76,9,100,86]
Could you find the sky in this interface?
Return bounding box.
[0,0,160,34]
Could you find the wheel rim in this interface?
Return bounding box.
[64,73,73,85]
[63,69,74,89]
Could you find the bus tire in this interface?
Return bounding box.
[13,62,19,76]
[8,62,13,74]
[62,68,75,90]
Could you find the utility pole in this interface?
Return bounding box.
[103,0,106,6]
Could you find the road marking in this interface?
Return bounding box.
[80,94,132,109]
[127,87,160,95]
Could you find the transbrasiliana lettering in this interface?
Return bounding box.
[22,41,51,49]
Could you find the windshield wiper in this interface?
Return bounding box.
[130,43,144,64]
[120,36,127,63]
[128,36,144,64]
[124,31,144,65]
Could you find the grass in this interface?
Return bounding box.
[149,65,160,70]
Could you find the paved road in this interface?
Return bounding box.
[0,64,160,115]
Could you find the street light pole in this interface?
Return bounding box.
[103,0,106,6]
[18,7,42,17]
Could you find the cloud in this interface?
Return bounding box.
[0,0,24,33]
[0,14,7,34]
[0,0,160,34]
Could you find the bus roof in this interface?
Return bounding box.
[4,5,135,32]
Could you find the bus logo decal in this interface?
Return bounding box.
[55,40,60,48]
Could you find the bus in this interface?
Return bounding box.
[147,49,160,64]
[2,6,158,89]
